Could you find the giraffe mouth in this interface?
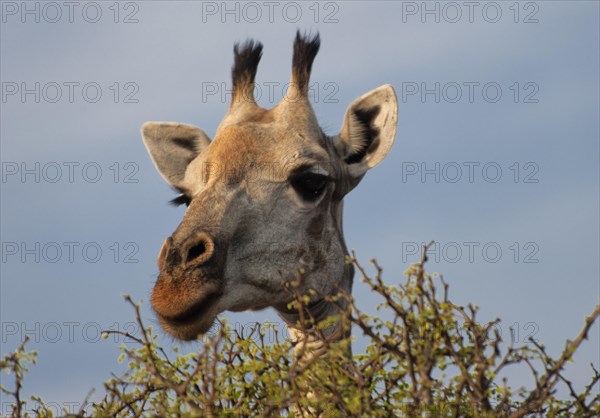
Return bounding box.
[155,292,222,340]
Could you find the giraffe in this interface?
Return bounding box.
[142,32,397,358]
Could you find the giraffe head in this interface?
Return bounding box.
[142,32,398,340]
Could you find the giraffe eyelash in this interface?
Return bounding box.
[169,194,192,207]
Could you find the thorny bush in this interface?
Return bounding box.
[2,247,599,417]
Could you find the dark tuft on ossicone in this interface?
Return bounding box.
[231,39,263,104]
[291,31,321,96]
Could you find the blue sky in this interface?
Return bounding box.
[1,1,599,411]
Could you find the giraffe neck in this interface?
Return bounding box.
[276,257,354,360]
[280,297,349,351]
[277,296,352,415]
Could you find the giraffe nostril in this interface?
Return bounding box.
[186,242,206,263]
[182,232,214,268]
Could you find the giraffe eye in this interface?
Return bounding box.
[290,172,329,202]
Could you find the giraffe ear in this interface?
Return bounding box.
[142,122,211,187]
[334,85,398,180]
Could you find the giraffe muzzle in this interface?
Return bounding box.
[151,231,224,340]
